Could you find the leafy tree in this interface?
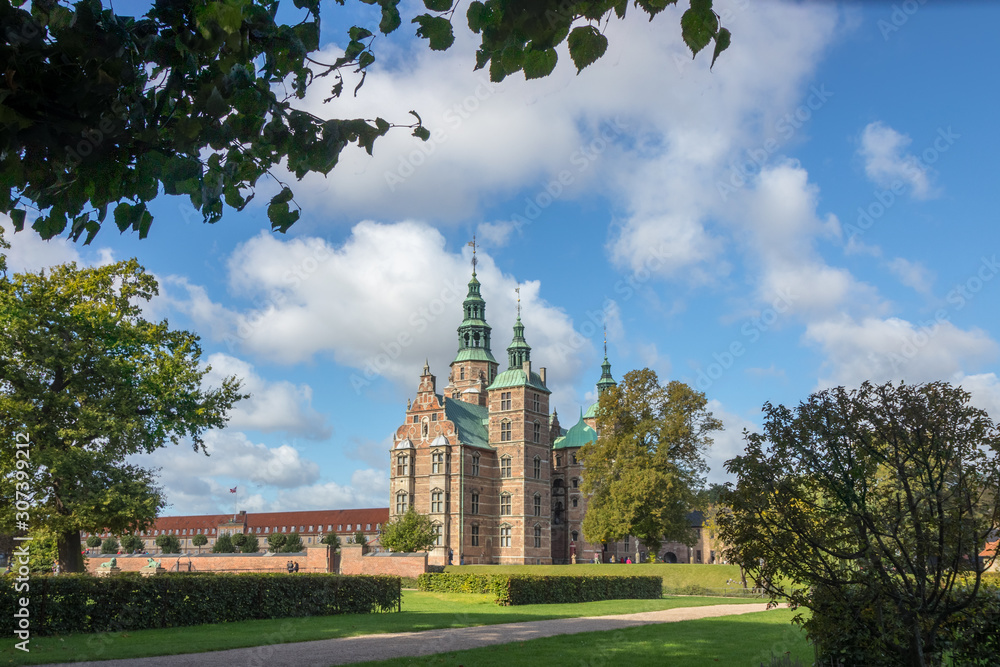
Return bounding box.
[26,528,58,573]
[353,531,368,546]
[212,533,236,553]
[192,533,208,553]
[579,368,722,554]
[100,537,119,554]
[320,533,341,550]
[2,0,729,243]
[380,507,436,553]
[155,534,181,554]
[231,533,247,549]
[267,533,287,552]
[85,535,102,549]
[281,532,304,553]
[0,260,244,572]
[119,534,144,554]
[241,533,260,553]
[721,381,1000,666]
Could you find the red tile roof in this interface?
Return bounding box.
[980,540,998,558]
[86,508,389,537]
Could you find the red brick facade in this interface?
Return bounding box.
[338,544,427,577]
[85,545,335,574]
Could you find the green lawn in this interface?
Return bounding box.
[444,562,754,595]
[357,608,811,667]
[0,591,763,666]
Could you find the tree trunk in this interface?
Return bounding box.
[58,530,84,573]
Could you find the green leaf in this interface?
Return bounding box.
[466,1,486,32]
[711,27,730,69]
[501,44,525,74]
[9,209,26,231]
[681,4,718,57]
[567,25,608,73]
[412,126,431,141]
[413,14,454,51]
[522,47,558,80]
[349,26,373,41]
[379,1,402,34]
[424,0,452,11]
[358,51,376,69]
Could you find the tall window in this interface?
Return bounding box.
[431,490,443,513]
[532,393,540,412]
[556,455,562,467]
[571,453,577,465]
[500,420,511,442]
[571,497,578,508]
[432,450,444,474]
[396,492,408,514]
[396,454,410,476]
[533,422,541,443]
[625,536,630,552]
[471,524,480,547]
[533,493,541,517]
[471,453,480,476]
[460,366,465,380]
[500,493,511,515]
[572,478,579,488]
[533,456,541,479]
[500,525,511,547]
[432,523,442,546]
[500,391,511,410]
[533,525,542,548]
[500,456,512,478]
[471,491,479,514]
[571,531,578,542]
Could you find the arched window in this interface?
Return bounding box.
[471,452,480,476]
[500,419,512,442]
[432,523,443,546]
[471,524,480,546]
[571,531,578,542]
[533,525,542,548]
[396,491,408,514]
[533,493,541,517]
[500,493,512,515]
[432,450,445,474]
[471,491,480,514]
[532,393,540,412]
[553,501,563,525]
[431,489,444,513]
[500,524,511,547]
[422,419,429,438]
[500,455,512,478]
[533,422,541,443]
[571,497,578,508]
[533,456,541,479]
[571,478,579,488]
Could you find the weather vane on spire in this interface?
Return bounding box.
[467,235,478,274]
[603,323,607,357]
[515,284,521,318]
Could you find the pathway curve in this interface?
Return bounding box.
[37,603,777,667]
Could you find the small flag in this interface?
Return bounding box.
[230,487,237,493]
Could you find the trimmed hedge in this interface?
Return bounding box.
[418,572,661,605]
[1,572,400,636]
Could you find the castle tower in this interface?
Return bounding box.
[447,261,499,406]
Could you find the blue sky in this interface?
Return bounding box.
[6,0,1000,515]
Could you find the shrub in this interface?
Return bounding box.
[212,534,236,553]
[281,533,304,553]
[241,534,260,553]
[155,534,181,554]
[119,534,144,554]
[100,537,119,554]
[86,535,102,549]
[418,573,661,606]
[0,573,401,636]
[267,533,286,552]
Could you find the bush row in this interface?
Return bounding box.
[2,572,401,636]
[418,573,662,605]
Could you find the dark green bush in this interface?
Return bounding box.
[418,573,661,605]
[0,572,400,636]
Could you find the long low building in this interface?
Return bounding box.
[82,508,390,554]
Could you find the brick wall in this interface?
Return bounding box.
[339,544,427,577]
[85,546,335,574]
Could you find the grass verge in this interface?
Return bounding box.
[0,591,763,666]
[356,608,810,667]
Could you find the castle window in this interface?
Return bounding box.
[412,415,418,423]
[367,524,371,530]
[572,497,578,508]
[500,493,512,515]
[571,453,577,464]
[500,420,511,442]
[396,492,408,514]
[625,536,630,552]
[471,491,479,514]
[533,456,541,479]
[460,366,465,380]
[533,493,541,517]
[471,453,480,476]
[556,455,562,467]
[432,523,443,546]
[572,531,578,542]
[534,525,542,548]
[500,456,512,478]
[533,422,541,443]
[532,393,540,412]
[500,524,511,547]
[431,490,444,513]
[432,450,445,474]
[432,413,438,421]
[396,453,410,476]
[500,392,511,410]
[572,478,579,488]
[471,524,480,547]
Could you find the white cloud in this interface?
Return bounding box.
[858,121,935,199]
[886,257,934,295]
[1,216,114,273]
[806,316,997,389]
[274,469,389,511]
[203,353,331,439]
[704,400,759,485]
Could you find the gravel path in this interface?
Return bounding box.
[36,603,775,667]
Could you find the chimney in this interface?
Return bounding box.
[522,360,531,377]
[539,367,547,385]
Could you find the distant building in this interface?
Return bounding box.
[82,508,388,554]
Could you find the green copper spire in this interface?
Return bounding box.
[506,286,531,369]
[596,328,616,395]
[454,239,496,364]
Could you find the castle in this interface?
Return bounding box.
[389,260,703,565]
